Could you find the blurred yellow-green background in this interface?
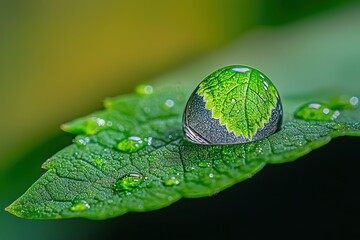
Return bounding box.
[1,1,360,239]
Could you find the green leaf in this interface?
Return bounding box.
[5,87,359,220]
[197,66,279,139]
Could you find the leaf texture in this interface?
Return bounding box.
[6,88,360,220]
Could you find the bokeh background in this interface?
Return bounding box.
[1,1,359,239]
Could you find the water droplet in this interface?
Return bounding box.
[183,65,282,144]
[135,84,154,95]
[209,173,214,178]
[198,161,211,168]
[116,136,151,153]
[221,148,232,156]
[70,200,90,212]
[148,156,155,162]
[76,117,108,134]
[95,158,107,166]
[164,176,181,186]
[329,123,343,130]
[74,136,90,147]
[294,102,340,121]
[114,173,144,192]
[350,96,359,107]
[162,99,175,110]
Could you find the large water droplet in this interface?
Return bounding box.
[183,65,282,145]
[70,200,90,212]
[114,173,144,192]
[116,136,151,153]
[135,84,154,95]
[294,102,340,121]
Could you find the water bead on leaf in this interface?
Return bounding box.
[183,65,283,144]
[294,102,340,121]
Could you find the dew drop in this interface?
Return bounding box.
[329,123,343,130]
[162,99,175,110]
[70,200,90,212]
[74,136,90,148]
[114,173,144,192]
[294,102,340,121]
[135,84,154,95]
[164,176,181,186]
[95,158,107,166]
[350,96,359,107]
[74,117,108,135]
[198,161,211,168]
[148,156,155,162]
[116,136,151,153]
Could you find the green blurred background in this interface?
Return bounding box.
[1,1,359,239]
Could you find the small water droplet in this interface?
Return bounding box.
[95,158,107,166]
[350,96,359,107]
[135,84,154,95]
[198,161,211,168]
[162,99,175,110]
[143,107,151,113]
[74,136,90,147]
[148,156,155,162]
[221,148,232,156]
[116,136,151,153]
[81,117,108,134]
[209,173,214,178]
[70,200,90,212]
[164,176,181,186]
[329,123,343,130]
[294,102,340,121]
[114,173,144,192]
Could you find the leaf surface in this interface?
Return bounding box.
[6,88,360,220]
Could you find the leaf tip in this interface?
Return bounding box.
[5,202,24,219]
[60,123,71,133]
